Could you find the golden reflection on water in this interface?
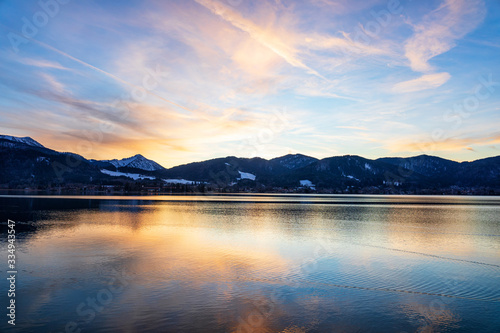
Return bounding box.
[5,197,500,332]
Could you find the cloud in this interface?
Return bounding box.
[39,72,67,94]
[291,76,360,101]
[17,58,71,71]
[387,132,500,153]
[25,36,195,114]
[112,0,399,104]
[194,0,327,79]
[404,0,486,72]
[310,0,383,15]
[336,126,368,131]
[392,72,451,93]
[1,0,498,165]
[304,33,388,56]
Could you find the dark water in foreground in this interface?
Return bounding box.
[0,194,499,332]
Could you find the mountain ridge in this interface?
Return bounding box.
[92,154,165,172]
[0,135,45,148]
[1,134,499,193]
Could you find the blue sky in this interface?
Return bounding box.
[0,0,499,167]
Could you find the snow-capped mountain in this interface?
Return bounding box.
[1,133,499,192]
[0,135,45,148]
[101,154,165,171]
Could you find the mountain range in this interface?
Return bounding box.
[1,134,499,193]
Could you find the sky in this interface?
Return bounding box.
[0,0,499,167]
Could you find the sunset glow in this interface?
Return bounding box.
[1,0,499,167]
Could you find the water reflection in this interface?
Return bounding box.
[0,195,499,332]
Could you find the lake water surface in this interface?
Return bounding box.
[1,194,499,332]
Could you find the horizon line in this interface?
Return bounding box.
[2,133,499,168]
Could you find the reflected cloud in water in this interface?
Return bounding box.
[0,195,499,332]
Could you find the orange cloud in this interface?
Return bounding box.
[304,33,388,56]
[194,0,327,79]
[387,133,500,153]
[392,72,451,93]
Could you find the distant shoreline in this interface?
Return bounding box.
[1,189,499,197]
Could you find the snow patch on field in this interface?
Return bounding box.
[238,171,256,180]
[300,180,315,189]
[300,180,313,187]
[163,179,196,184]
[100,169,155,180]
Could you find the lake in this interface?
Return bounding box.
[1,194,499,332]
